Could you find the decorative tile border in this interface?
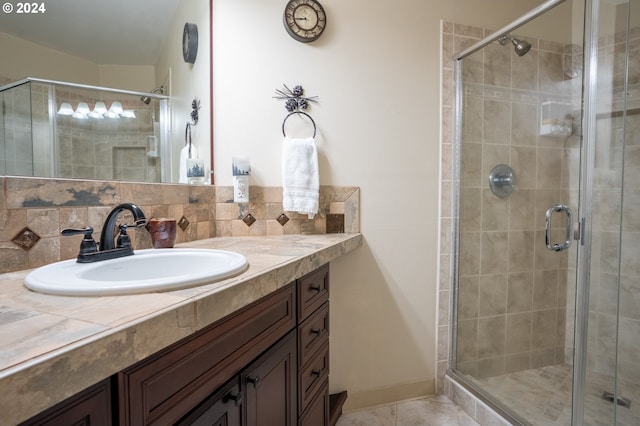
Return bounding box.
[0,177,360,274]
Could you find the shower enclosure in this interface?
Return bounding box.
[448,0,640,424]
[0,78,170,182]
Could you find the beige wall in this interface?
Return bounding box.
[0,33,155,89]
[212,0,545,410]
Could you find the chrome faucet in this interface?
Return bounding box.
[62,203,147,263]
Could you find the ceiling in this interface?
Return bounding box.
[0,0,181,65]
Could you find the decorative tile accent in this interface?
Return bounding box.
[326,214,344,234]
[12,227,41,251]
[276,213,290,226]
[242,213,256,227]
[178,216,190,231]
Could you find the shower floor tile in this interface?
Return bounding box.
[470,364,640,425]
[335,395,479,426]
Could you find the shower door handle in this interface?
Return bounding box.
[545,204,573,252]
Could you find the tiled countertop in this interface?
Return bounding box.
[0,233,362,425]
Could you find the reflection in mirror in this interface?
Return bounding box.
[0,78,169,182]
[0,0,211,184]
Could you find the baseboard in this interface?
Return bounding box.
[341,379,435,413]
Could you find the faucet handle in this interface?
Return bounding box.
[116,224,132,249]
[61,227,98,255]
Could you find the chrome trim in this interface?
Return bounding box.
[454,0,566,61]
[0,77,169,99]
[573,0,600,424]
[545,204,574,252]
[450,56,464,373]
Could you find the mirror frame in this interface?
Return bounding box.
[209,0,215,185]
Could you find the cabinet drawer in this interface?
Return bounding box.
[299,346,329,413]
[298,302,329,367]
[119,284,296,426]
[298,264,329,321]
[299,380,329,426]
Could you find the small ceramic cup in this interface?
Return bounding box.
[147,218,177,249]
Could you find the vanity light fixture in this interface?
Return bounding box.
[58,100,136,119]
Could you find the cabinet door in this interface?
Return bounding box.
[243,330,297,426]
[18,379,112,426]
[177,378,242,426]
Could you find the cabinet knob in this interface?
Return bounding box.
[310,284,322,293]
[246,376,262,387]
[224,391,243,406]
[311,369,323,377]
[311,328,324,336]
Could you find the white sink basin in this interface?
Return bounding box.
[24,248,249,296]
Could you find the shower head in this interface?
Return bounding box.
[498,35,532,57]
[140,86,164,104]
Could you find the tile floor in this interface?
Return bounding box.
[335,395,480,426]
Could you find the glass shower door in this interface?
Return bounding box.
[576,0,639,424]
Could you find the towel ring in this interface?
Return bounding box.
[282,111,317,138]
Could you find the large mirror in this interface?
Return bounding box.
[0,0,211,184]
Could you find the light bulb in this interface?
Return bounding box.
[57,103,74,115]
[76,102,90,115]
[93,101,107,115]
[109,101,123,115]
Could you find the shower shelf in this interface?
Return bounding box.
[540,101,573,137]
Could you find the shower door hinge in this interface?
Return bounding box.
[574,218,585,245]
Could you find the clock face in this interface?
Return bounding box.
[284,0,326,43]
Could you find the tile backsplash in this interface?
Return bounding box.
[0,176,360,274]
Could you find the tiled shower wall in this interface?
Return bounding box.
[0,176,359,274]
[438,21,582,390]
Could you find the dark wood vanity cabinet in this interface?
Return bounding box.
[20,264,332,426]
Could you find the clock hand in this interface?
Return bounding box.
[295,17,308,21]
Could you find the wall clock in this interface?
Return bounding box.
[283,0,327,43]
[183,23,198,64]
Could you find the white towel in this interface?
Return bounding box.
[282,137,319,219]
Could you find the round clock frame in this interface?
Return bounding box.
[183,22,198,64]
[283,0,327,43]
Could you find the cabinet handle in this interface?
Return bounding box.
[247,376,262,387]
[311,369,323,377]
[311,328,324,336]
[223,391,243,406]
[310,284,322,293]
